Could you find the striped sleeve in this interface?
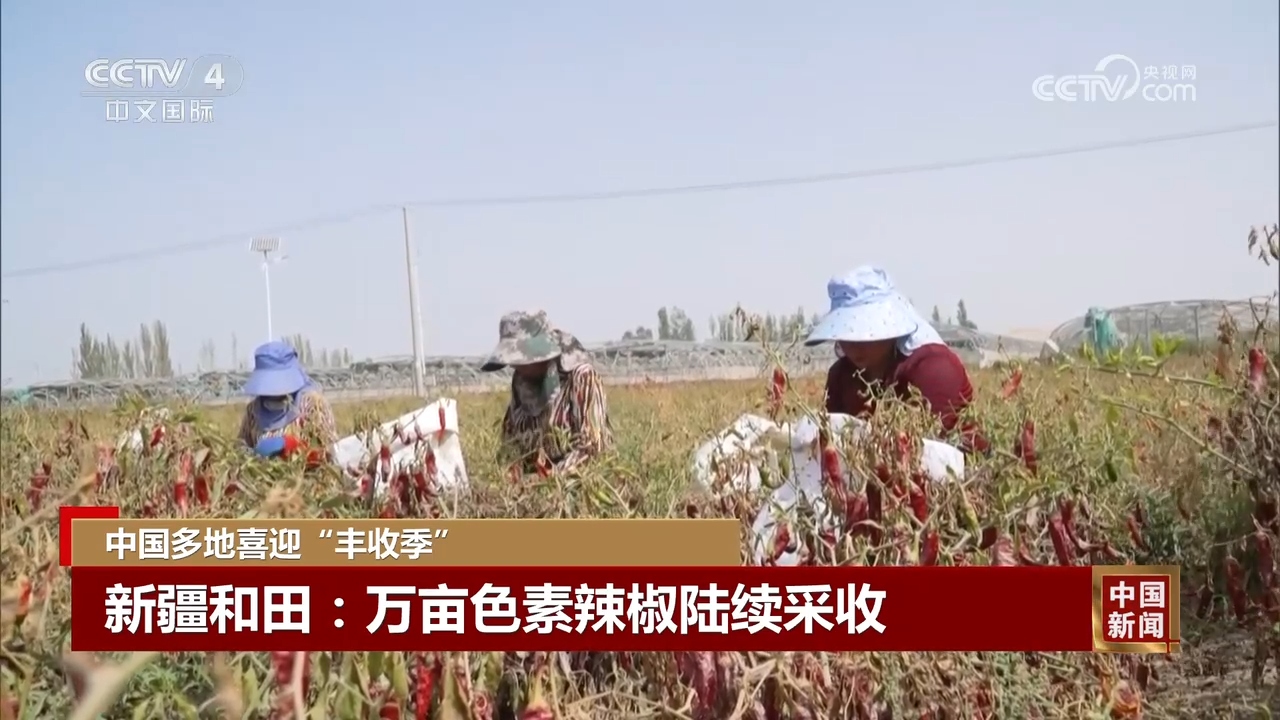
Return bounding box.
[237,401,259,448]
[555,364,613,474]
[298,391,339,452]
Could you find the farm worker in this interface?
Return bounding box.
[806,266,989,454]
[237,340,338,467]
[480,310,614,475]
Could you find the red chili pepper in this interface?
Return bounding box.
[1247,347,1268,395]
[410,469,429,504]
[148,425,164,449]
[844,492,868,536]
[424,448,439,482]
[978,526,998,550]
[1125,514,1148,552]
[989,535,1016,566]
[1048,515,1073,566]
[535,452,552,478]
[770,524,792,564]
[173,452,192,516]
[1224,557,1248,622]
[1058,499,1083,557]
[1132,500,1146,528]
[676,651,718,720]
[194,475,210,507]
[436,404,448,442]
[920,531,939,566]
[378,445,393,478]
[1255,531,1274,589]
[508,463,522,483]
[1091,541,1123,563]
[11,577,32,620]
[268,651,309,719]
[766,366,787,420]
[414,654,437,720]
[820,445,842,491]
[394,472,412,510]
[907,483,928,523]
[27,463,50,509]
[1000,367,1024,399]
[886,474,908,502]
[1014,419,1038,475]
[379,697,401,720]
[95,446,117,491]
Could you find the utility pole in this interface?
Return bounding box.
[403,207,427,397]
[249,237,284,342]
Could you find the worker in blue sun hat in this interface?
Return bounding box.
[237,340,337,466]
[806,265,989,454]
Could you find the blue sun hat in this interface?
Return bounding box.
[805,266,943,355]
[242,341,312,397]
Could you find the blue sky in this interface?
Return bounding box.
[1,1,1277,385]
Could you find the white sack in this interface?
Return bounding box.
[691,412,965,567]
[332,398,470,495]
[689,413,787,495]
[111,401,470,497]
[116,408,173,453]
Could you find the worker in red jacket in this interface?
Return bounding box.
[805,266,989,454]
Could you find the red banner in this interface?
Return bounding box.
[70,565,1110,652]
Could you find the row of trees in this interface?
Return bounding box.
[932,300,979,330]
[72,321,352,380]
[73,321,175,381]
[69,298,982,380]
[621,300,980,343]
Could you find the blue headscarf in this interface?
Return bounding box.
[243,341,315,432]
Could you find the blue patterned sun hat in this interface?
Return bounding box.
[805,266,920,345]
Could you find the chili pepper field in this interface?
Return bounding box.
[3,237,1278,719]
[3,339,1277,720]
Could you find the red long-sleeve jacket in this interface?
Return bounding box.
[824,343,990,454]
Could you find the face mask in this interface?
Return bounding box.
[260,396,289,412]
[541,367,561,397]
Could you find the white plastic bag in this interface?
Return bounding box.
[690,413,787,495]
[331,398,470,496]
[691,412,965,566]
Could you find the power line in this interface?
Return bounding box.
[1,205,401,280]
[410,120,1279,207]
[4,120,1276,280]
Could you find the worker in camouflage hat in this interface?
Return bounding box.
[480,310,613,475]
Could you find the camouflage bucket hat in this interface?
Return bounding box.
[479,310,590,373]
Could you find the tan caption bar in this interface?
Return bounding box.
[72,518,741,567]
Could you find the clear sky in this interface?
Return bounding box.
[1,1,1277,386]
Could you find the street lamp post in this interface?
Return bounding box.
[249,237,284,342]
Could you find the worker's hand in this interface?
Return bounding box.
[254,435,306,460]
[253,436,288,458]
